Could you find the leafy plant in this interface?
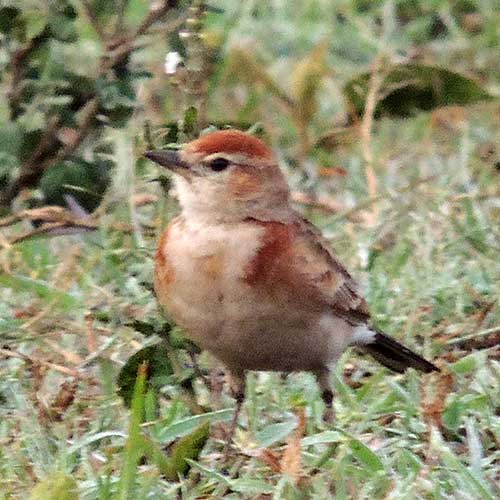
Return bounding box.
[29,471,78,500]
[118,363,210,498]
[117,342,173,407]
[0,0,186,209]
[344,63,493,118]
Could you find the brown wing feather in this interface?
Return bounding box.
[293,216,370,325]
[244,216,439,374]
[245,215,370,325]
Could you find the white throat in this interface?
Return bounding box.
[173,176,294,225]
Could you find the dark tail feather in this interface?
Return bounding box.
[361,331,439,373]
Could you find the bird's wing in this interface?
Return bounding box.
[245,215,370,326]
[244,216,439,373]
[292,216,371,325]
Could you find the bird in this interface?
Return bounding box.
[145,129,438,437]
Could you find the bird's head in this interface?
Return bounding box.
[145,130,291,223]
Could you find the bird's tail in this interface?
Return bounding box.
[359,330,439,373]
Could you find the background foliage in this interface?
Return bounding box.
[0,0,499,498]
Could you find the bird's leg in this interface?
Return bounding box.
[209,366,226,410]
[223,371,245,458]
[316,369,335,424]
[227,389,245,443]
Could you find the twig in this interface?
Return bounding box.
[360,54,386,225]
[54,98,100,162]
[446,326,500,345]
[328,174,437,224]
[6,35,47,119]
[0,1,178,207]
[19,300,59,331]
[136,0,175,37]
[291,191,345,213]
[0,206,74,227]
[0,231,11,253]
[0,348,81,378]
[42,339,83,365]
[0,205,155,244]
[291,191,365,222]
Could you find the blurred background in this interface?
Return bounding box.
[0,1,499,498]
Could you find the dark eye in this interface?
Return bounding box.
[208,157,229,172]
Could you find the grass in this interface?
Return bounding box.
[1,1,500,498]
[1,105,498,499]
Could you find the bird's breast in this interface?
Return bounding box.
[154,217,268,343]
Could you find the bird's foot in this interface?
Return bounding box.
[321,388,335,424]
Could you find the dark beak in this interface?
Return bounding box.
[144,150,190,173]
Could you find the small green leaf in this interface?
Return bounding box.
[443,397,462,431]
[256,420,297,447]
[89,0,115,21]
[230,478,275,495]
[96,78,137,128]
[40,159,110,213]
[29,472,78,500]
[157,409,233,443]
[124,0,150,26]
[0,6,20,34]
[344,64,492,118]
[396,449,424,476]
[126,319,157,337]
[443,394,489,431]
[24,10,47,39]
[168,327,200,352]
[47,2,77,42]
[348,438,385,473]
[441,449,495,500]
[118,363,148,500]
[163,421,210,481]
[183,106,198,137]
[450,353,477,374]
[0,318,25,335]
[302,430,342,447]
[66,431,127,455]
[117,343,173,407]
[462,199,489,254]
[0,123,21,158]
[127,422,209,482]
[184,459,231,485]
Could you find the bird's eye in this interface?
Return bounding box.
[208,157,229,172]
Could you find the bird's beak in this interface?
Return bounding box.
[144,150,191,174]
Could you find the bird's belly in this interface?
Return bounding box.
[213,313,333,372]
[158,267,334,371]
[183,287,347,372]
